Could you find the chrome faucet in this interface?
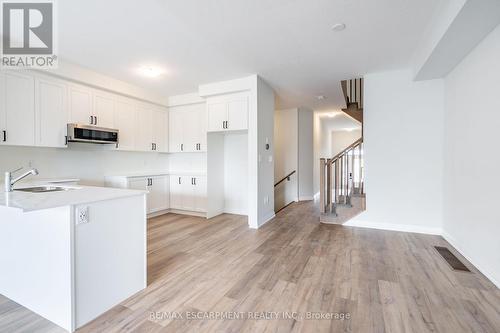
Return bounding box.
[4,167,39,192]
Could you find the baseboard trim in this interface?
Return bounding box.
[343,220,442,235]
[298,196,314,201]
[250,212,275,229]
[442,231,500,289]
[151,209,206,218]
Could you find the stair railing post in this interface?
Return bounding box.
[340,155,344,200]
[346,149,351,206]
[326,158,331,212]
[319,158,326,213]
[333,160,338,216]
[360,143,364,195]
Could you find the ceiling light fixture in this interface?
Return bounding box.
[331,23,346,32]
[137,66,165,78]
[316,95,326,101]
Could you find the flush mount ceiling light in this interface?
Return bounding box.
[137,66,165,78]
[316,95,326,101]
[331,23,346,32]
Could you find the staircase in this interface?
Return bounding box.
[319,78,365,224]
[341,78,363,123]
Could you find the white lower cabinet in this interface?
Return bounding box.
[148,176,170,213]
[106,173,206,216]
[169,175,206,213]
[106,174,169,215]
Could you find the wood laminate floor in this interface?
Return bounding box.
[1,201,499,332]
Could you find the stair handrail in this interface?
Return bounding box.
[328,138,363,165]
[274,170,296,187]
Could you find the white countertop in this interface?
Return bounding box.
[106,171,207,178]
[0,184,147,212]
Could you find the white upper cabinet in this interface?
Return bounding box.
[136,105,168,152]
[152,108,168,153]
[69,85,116,128]
[0,72,35,146]
[168,109,184,152]
[68,84,93,125]
[207,92,248,132]
[114,98,137,151]
[227,98,248,131]
[0,71,170,153]
[168,103,206,153]
[93,91,115,128]
[136,106,153,151]
[35,76,68,148]
[207,102,227,132]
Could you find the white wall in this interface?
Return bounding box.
[256,78,275,226]
[443,24,500,287]
[349,70,444,234]
[331,129,362,157]
[0,145,169,186]
[274,109,299,205]
[274,109,298,181]
[297,108,314,200]
[313,112,361,195]
[168,153,206,175]
[224,133,248,215]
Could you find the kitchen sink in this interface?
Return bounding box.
[14,186,75,193]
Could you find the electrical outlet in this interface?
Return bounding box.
[76,206,89,225]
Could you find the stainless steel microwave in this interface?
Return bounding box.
[67,124,119,145]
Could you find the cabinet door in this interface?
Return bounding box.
[193,176,207,212]
[114,98,137,151]
[148,176,169,213]
[0,72,35,146]
[69,85,92,125]
[183,108,199,152]
[169,175,184,209]
[93,91,115,128]
[152,109,168,153]
[227,97,248,131]
[182,176,196,211]
[195,105,207,151]
[136,107,153,151]
[207,102,227,132]
[128,178,149,212]
[168,109,184,152]
[35,77,68,148]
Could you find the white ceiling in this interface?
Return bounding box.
[317,111,361,131]
[59,0,446,110]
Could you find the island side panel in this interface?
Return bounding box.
[0,206,74,332]
[74,194,147,328]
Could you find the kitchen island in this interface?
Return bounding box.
[0,183,147,332]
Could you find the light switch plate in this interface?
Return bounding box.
[76,206,89,225]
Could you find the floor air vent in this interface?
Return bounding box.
[434,246,471,272]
